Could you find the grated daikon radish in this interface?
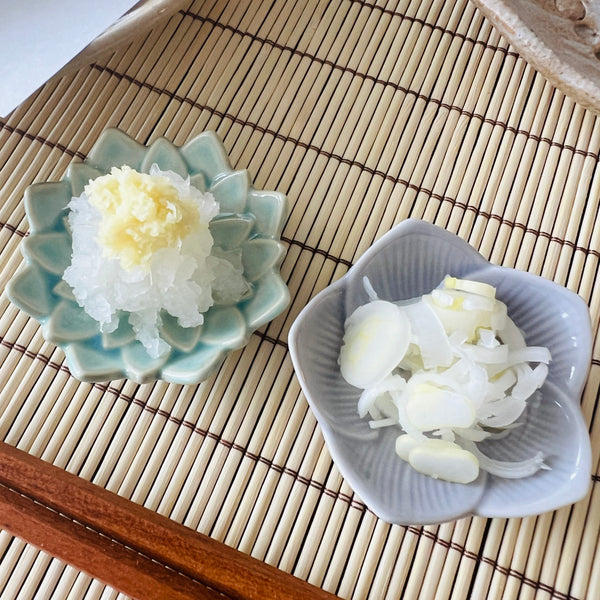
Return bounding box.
[63,165,251,358]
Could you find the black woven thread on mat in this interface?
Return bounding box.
[3,11,597,161]
[0,123,86,160]
[177,6,597,162]
[179,2,521,62]
[0,222,26,238]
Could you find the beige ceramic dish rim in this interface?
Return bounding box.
[471,0,600,114]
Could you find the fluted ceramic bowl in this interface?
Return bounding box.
[289,219,592,525]
[8,129,289,384]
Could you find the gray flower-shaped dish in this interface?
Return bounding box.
[289,219,592,525]
[8,128,290,384]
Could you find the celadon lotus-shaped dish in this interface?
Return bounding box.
[8,129,289,384]
[289,220,592,525]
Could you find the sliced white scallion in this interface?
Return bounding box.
[403,299,453,369]
[497,315,527,349]
[486,346,551,378]
[406,439,480,484]
[425,292,493,342]
[357,374,405,418]
[508,346,552,365]
[491,300,508,331]
[511,363,549,401]
[454,426,492,442]
[395,434,421,461]
[462,440,548,479]
[460,343,509,365]
[485,369,518,402]
[406,384,476,431]
[339,275,552,484]
[478,328,500,348]
[477,395,527,428]
[339,300,411,388]
[443,276,496,298]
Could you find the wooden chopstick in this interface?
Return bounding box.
[0,481,224,600]
[0,441,339,600]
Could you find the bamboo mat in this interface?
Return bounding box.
[1,0,599,598]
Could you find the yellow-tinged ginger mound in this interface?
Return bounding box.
[86,166,202,270]
[64,163,249,359]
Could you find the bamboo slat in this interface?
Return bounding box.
[1,0,600,598]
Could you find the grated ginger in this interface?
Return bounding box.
[86,166,204,270]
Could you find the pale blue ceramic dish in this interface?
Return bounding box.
[8,129,290,384]
[289,219,592,525]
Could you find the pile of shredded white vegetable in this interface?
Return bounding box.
[63,165,251,358]
[338,276,551,484]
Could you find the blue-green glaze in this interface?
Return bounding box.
[7,129,290,384]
